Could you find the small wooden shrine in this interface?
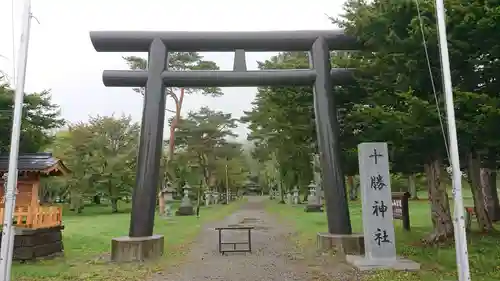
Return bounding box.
[0,152,69,260]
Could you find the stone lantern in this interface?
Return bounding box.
[307,181,316,202]
[285,191,292,204]
[305,181,323,213]
[161,182,175,201]
[269,185,276,200]
[176,183,194,216]
[212,191,220,204]
[162,183,175,217]
[204,189,212,206]
[292,186,300,204]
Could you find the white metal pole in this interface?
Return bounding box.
[0,174,8,281]
[4,230,14,281]
[434,1,471,281]
[0,1,32,280]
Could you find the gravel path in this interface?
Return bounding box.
[150,197,360,281]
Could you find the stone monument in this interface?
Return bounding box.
[273,186,280,200]
[176,183,194,216]
[158,181,171,215]
[162,183,175,218]
[292,186,300,204]
[286,192,292,205]
[346,142,420,271]
[204,190,212,207]
[269,185,276,200]
[305,181,323,212]
[213,191,219,204]
[311,153,324,204]
[312,154,322,186]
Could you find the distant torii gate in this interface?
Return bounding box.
[90,30,359,261]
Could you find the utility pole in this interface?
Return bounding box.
[225,158,229,204]
[435,0,470,280]
[0,1,32,280]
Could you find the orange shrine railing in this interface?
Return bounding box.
[0,206,62,229]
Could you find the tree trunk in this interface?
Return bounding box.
[347,175,357,201]
[490,169,500,222]
[111,198,119,213]
[69,190,82,212]
[483,153,500,221]
[489,170,500,221]
[424,157,454,243]
[408,174,418,200]
[279,180,285,204]
[158,191,165,215]
[467,152,494,232]
[163,88,185,214]
[480,168,495,220]
[167,88,185,162]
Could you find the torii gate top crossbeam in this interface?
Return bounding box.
[90,30,357,52]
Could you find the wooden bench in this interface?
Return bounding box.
[215,226,254,255]
[464,206,475,231]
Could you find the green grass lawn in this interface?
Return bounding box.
[13,200,244,281]
[266,199,500,281]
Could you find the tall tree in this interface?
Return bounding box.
[334,0,500,237]
[334,0,456,241]
[48,115,140,213]
[49,125,94,212]
[85,115,140,213]
[173,107,239,190]
[243,52,315,194]
[0,81,65,153]
[242,0,500,241]
[124,52,224,186]
[123,53,222,97]
[213,142,250,196]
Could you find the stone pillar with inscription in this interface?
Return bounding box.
[346,142,420,271]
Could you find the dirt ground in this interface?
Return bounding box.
[150,196,362,281]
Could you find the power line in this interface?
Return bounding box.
[415,0,450,161]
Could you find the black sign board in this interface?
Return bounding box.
[391,192,411,231]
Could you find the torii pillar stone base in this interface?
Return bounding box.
[111,235,164,262]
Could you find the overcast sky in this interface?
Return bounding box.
[0,0,342,139]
